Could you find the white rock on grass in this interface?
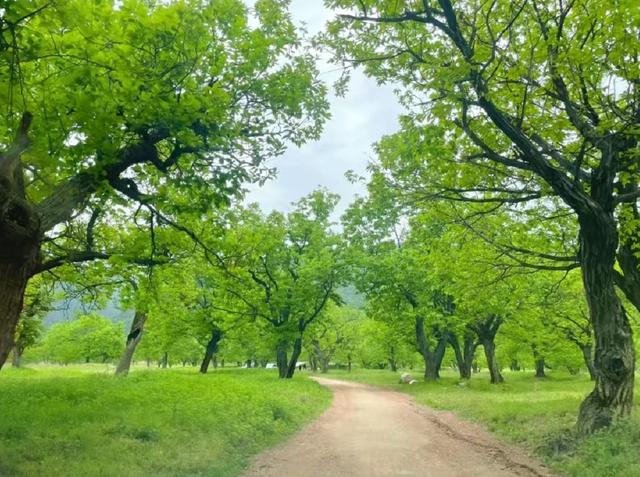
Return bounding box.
[399,373,417,385]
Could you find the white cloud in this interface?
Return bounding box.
[244,0,403,219]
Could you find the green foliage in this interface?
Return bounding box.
[0,366,331,477]
[35,313,124,364]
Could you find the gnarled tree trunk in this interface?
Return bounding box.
[199,327,223,374]
[115,310,148,376]
[577,216,635,433]
[0,113,40,370]
[0,246,39,370]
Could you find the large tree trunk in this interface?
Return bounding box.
[0,254,38,370]
[285,336,302,378]
[115,310,147,376]
[577,217,635,434]
[0,113,40,370]
[581,344,596,381]
[199,327,223,374]
[276,340,288,378]
[415,317,448,380]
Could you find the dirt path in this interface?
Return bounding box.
[240,378,556,477]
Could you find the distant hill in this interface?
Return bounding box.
[43,293,133,329]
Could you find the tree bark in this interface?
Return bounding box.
[0,113,41,370]
[0,252,39,369]
[115,310,147,376]
[161,352,168,369]
[576,216,635,433]
[285,336,302,378]
[581,344,596,381]
[532,346,546,378]
[449,332,476,379]
[415,317,448,380]
[471,315,503,384]
[482,338,504,384]
[276,340,288,378]
[199,327,223,374]
[534,358,546,378]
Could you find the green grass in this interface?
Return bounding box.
[0,365,331,477]
[322,368,640,477]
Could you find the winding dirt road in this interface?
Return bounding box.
[241,378,555,477]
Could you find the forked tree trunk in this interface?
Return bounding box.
[471,315,503,384]
[115,310,148,376]
[199,327,223,374]
[449,333,476,379]
[577,217,635,433]
[415,317,448,380]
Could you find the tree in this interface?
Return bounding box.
[39,313,123,364]
[327,0,639,432]
[0,0,329,368]
[307,303,363,373]
[215,190,347,378]
[343,182,479,380]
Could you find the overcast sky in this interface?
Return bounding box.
[244,1,403,218]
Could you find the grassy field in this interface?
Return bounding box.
[0,365,331,477]
[323,368,640,477]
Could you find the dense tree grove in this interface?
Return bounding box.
[2,0,639,440]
